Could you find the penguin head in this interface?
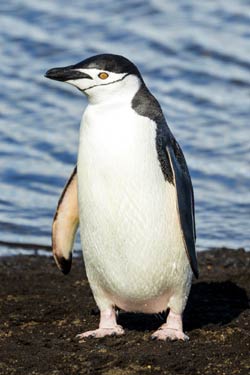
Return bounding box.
[45,54,143,104]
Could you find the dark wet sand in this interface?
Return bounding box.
[0,248,249,375]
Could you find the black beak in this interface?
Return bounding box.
[45,65,92,82]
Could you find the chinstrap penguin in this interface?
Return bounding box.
[45,54,198,341]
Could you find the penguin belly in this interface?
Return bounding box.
[78,104,191,313]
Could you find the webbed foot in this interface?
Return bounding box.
[77,325,124,339]
[151,310,189,341]
[151,325,189,341]
[76,307,124,341]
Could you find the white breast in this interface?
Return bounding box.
[77,101,189,312]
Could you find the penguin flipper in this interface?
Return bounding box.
[52,166,79,274]
[166,144,199,278]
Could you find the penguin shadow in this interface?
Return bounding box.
[110,281,249,332]
[184,281,249,331]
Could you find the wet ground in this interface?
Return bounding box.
[0,248,249,375]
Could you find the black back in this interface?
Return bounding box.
[132,84,174,183]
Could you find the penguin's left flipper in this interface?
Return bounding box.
[52,166,79,274]
[166,143,199,278]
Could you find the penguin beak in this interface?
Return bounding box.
[45,66,92,82]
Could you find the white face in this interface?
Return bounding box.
[66,68,141,105]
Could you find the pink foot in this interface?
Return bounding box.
[151,310,189,341]
[76,307,125,341]
[76,325,124,339]
[152,325,189,341]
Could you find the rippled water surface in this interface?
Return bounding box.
[1,0,250,253]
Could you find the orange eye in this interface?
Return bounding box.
[98,72,109,80]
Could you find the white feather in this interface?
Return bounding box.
[77,78,192,314]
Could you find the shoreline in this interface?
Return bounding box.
[0,248,249,375]
[0,239,249,256]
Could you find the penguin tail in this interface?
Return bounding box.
[52,167,79,274]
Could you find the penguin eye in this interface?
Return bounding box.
[98,72,109,80]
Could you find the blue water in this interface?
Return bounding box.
[1,0,250,253]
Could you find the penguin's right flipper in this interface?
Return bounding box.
[52,166,79,274]
[166,143,199,279]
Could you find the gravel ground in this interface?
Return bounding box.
[0,248,249,375]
